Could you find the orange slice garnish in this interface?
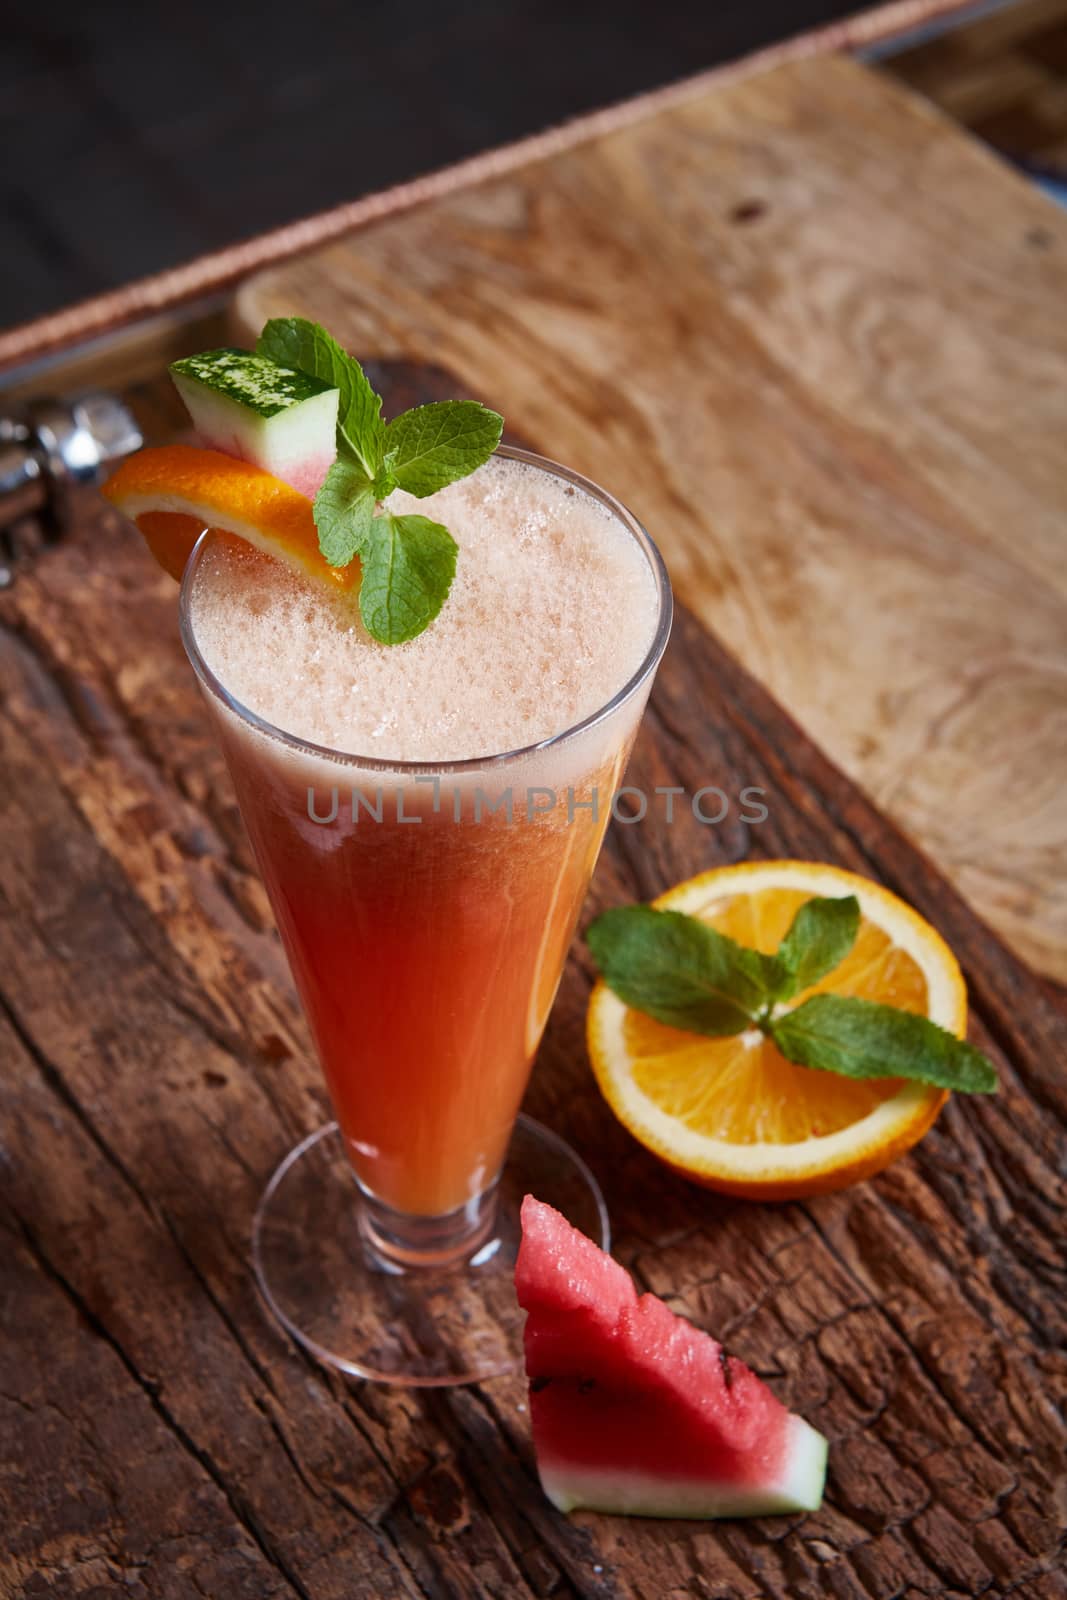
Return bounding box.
[587,861,966,1199]
[101,445,356,589]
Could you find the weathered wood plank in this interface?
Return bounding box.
[1,1177,290,1598]
[1,356,1065,1596]
[236,53,1067,986]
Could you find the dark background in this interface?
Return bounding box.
[2,0,867,329]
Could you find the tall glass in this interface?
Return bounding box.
[180,446,672,1383]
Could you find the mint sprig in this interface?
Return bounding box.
[257,317,502,643]
[587,892,998,1096]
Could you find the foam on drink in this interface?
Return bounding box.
[189,454,659,762]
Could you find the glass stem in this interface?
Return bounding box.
[357,1178,501,1271]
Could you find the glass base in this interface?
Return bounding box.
[251,1114,609,1386]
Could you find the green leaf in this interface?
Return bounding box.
[384,401,503,497]
[257,317,383,479]
[770,995,998,1094]
[586,906,779,1037]
[358,512,458,645]
[371,461,398,501]
[774,895,860,999]
[313,458,377,569]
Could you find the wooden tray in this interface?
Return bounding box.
[1,346,1064,1596]
[235,53,1067,987]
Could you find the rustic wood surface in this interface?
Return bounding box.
[236,52,1067,987]
[1,354,1065,1597]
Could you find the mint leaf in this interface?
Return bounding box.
[371,456,398,501]
[313,459,377,568]
[257,317,383,479]
[358,512,458,645]
[775,895,860,999]
[384,401,503,497]
[770,995,998,1093]
[587,906,779,1037]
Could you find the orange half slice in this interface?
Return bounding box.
[587,861,967,1199]
[101,445,356,589]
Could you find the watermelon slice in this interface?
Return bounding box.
[515,1197,828,1518]
[170,348,338,498]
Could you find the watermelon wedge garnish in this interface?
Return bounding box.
[170,348,339,499]
[515,1197,828,1518]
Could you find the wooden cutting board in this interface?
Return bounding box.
[1,350,1064,1597]
[235,53,1067,985]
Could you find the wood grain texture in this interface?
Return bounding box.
[1,361,1064,1597]
[236,53,1067,985]
[887,0,1067,165]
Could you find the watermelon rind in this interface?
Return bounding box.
[170,349,339,499]
[538,1413,828,1519]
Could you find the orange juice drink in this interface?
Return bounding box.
[182,448,669,1258]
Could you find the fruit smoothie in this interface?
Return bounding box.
[184,451,663,1219]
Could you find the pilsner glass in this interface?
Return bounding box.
[179,446,672,1383]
